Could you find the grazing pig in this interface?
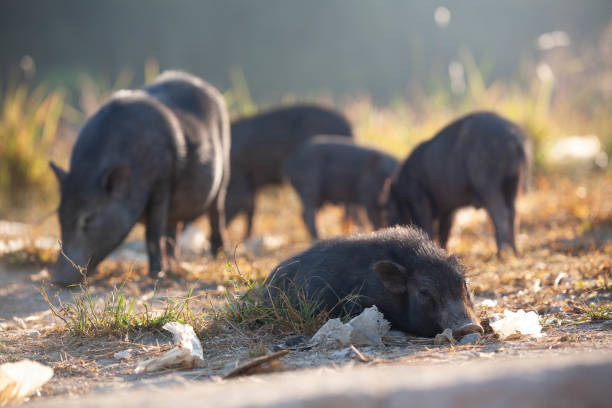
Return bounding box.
[380,111,528,253]
[227,105,353,238]
[266,226,483,338]
[50,71,230,284]
[284,136,399,238]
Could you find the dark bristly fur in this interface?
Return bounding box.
[50,71,230,285]
[226,105,353,238]
[284,135,398,238]
[381,111,529,253]
[267,226,481,337]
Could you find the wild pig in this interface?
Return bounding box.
[50,71,230,284]
[266,226,483,338]
[380,111,528,253]
[227,105,353,238]
[284,136,399,238]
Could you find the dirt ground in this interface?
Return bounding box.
[0,175,611,404]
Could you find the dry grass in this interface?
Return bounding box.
[0,174,610,400]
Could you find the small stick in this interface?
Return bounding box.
[223,350,289,379]
[350,344,370,363]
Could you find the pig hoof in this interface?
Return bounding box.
[149,270,166,279]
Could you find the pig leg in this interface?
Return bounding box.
[288,170,320,239]
[208,187,227,255]
[438,211,455,249]
[481,191,512,254]
[165,222,183,261]
[503,174,520,253]
[293,184,319,239]
[243,192,256,238]
[301,199,319,239]
[145,189,170,277]
[225,173,255,238]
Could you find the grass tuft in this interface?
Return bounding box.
[585,302,612,321]
[42,282,203,336]
[217,263,331,336]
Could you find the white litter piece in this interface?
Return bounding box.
[347,306,390,346]
[490,309,544,339]
[163,322,203,358]
[310,319,353,348]
[310,306,391,348]
[135,322,204,373]
[114,349,133,360]
[0,360,53,406]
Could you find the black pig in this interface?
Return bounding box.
[227,105,353,238]
[266,226,482,337]
[284,136,399,238]
[381,111,528,253]
[50,71,230,284]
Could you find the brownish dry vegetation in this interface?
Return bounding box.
[0,172,610,400]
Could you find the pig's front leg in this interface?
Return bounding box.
[145,189,170,277]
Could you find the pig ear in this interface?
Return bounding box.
[49,161,67,184]
[103,164,131,198]
[374,260,410,294]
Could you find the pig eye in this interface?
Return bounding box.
[419,289,435,303]
[79,213,97,232]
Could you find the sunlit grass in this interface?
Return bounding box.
[42,281,203,336]
[0,83,65,216]
[213,263,332,336]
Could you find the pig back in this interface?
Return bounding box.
[267,227,435,314]
[144,71,230,222]
[231,105,353,186]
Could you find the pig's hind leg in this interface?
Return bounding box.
[480,188,514,255]
[294,183,320,240]
[502,173,521,253]
[208,187,227,255]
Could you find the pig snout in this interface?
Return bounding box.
[52,252,88,286]
[453,322,484,337]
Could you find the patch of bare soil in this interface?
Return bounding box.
[0,176,611,404]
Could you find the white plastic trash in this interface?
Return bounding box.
[310,306,391,348]
[347,306,390,346]
[135,322,204,373]
[490,309,544,338]
[0,360,53,405]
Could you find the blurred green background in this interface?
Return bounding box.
[1,0,610,102]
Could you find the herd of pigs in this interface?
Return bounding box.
[48,71,530,338]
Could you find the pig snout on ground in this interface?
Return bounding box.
[50,70,230,284]
[227,105,353,238]
[266,226,482,337]
[381,111,529,254]
[284,136,399,239]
